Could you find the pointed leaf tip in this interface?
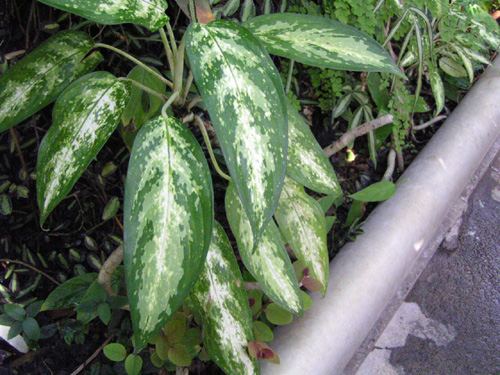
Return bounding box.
[124,116,213,349]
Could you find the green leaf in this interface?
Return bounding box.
[247,289,262,317]
[155,334,169,361]
[75,280,107,324]
[429,66,445,115]
[264,303,293,325]
[22,317,41,341]
[103,343,127,362]
[253,321,274,342]
[325,216,335,233]
[274,178,329,294]
[163,319,185,345]
[225,183,303,316]
[348,181,396,202]
[0,31,96,133]
[243,13,403,76]
[37,71,130,225]
[0,194,12,215]
[0,314,15,326]
[37,0,169,31]
[124,354,143,375]
[121,66,167,150]
[7,321,23,340]
[301,290,312,311]
[168,344,193,367]
[102,196,120,221]
[97,303,111,325]
[344,200,365,228]
[124,116,213,349]
[286,102,342,196]
[318,194,336,214]
[439,57,467,78]
[41,273,98,311]
[185,221,259,375]
[26,301,43,318]
[4,304,26,321]
[186,20,288,242]
[409,95,431,113]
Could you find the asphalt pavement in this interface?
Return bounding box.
[352,143,500,375]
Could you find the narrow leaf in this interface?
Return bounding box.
[348,180,396,202]
[274,178,329,294]
[286,102,342,196]
[124,116,213,349]
[186,221,259,375]
[225,183,303,315]
[186,20,288,242]
[0,31,96,133]
[37,71,130,225]
[439,57,467,78]
[37,0,169,31]
[243,13,403,76]
[41,273,98,311]
[429,66,445,115]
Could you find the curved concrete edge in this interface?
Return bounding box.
[262,57,500,375]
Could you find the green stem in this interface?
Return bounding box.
[166,22,178,57]
[94,43,173,88]
[118,78,167,101]
[161,92,180,118]
[180,71,194,106]
[159,27,175,74]
[194,116,231,181]
[285,59,294,95]
[173,36,186,104]
[189,0,198,23]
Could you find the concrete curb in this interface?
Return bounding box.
[262,57,500,375]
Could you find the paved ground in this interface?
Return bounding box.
[355,148,500,375]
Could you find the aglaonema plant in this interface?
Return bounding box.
[0,0,403,373]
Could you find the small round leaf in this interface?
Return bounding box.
[168,343,192,367]
[150,350,165,368]
[301,291,313,311]
[124,354,143,375]
[265,303,293,325]
[103,343,127,362]
[162,319,185,345]
[253,321,274,342]
[4,304,26,321]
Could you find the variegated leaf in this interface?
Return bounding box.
[124,116,213,349]
[186,20,288,243]
[286,102,342,197]
[186,221,258,375]
[0,31,98,133]
[274,177,328,294]
[243,13,403,76]
[37,71,130,225]
[37,0,169,31]
[225,183,303,315]
[429,66,444,115]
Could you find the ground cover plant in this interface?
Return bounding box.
[0,0,499,374]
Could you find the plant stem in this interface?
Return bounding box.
[118,78,167,101]
[161,91,180,117]
[180,71,194,106]
[324,114,394,157]
[413,115,447,131]
[94,43,173,88]
[189,0,198,23]
[285,59,294,95]
[166,22,178,57]
[159,27,175,74]
[69,336,113,375]
[98,246,123,296]
[173,36,186,104]
[194,116,231,181]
